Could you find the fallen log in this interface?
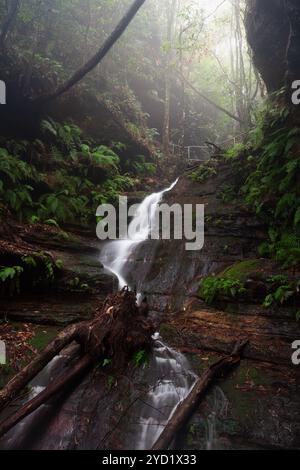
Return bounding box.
[0,288,154,437]
[151,339,248,451]
[0,354,92,439]
[0,323,79,413]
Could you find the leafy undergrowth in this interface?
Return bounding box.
[0,242,63,298]
[0,118,155,229]
[188,162,217,183]
[199,258,300,321]
[199,276,246,305]
[208,89,300,269]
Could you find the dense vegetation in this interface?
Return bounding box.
[225,92,300,267]
[0,0,300,452]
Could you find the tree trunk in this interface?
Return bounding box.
[151,340,248,451]
[35,0,146,105]
[162,0,177,156]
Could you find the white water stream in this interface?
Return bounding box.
[100,179,178,294]
[99,179,197,450]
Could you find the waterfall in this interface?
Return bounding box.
[99,179,197,450]
[100,179,178,294]
[133,335,196,450]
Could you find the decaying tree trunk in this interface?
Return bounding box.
[0,289,154,438]
[152,340,248,451]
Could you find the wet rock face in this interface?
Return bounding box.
[128,167,300,450]
[126,165,265,316]
[182,359,300,450]
[161,304,300,450]
[0,223,116,325]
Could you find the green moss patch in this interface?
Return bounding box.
[221,259,264,283]
[29,325,60,352]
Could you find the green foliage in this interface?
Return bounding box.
[21,255,37,269]
[189,164,217,183]
[223,97,300,268]
[199,276,246,305]
[221,260,262,283]
[44,219,60,228]
[91,146,120,170]
[0,119,137,225]
[224,143,247,160]
[41,119,83,151]
[263,278,300,308]
[218,184,235,203]
[0,147,40,218]
[101,358,112,368]
[242,124,300,225]
[0,266,24,296]
[55,259,64,270]
[126,155,156,176]
[266,274,289,284]
[258,232,300,267]
[100,175,135,202]
[0,266,23,283]
[132,349,149,367]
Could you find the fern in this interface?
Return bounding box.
[41,118,58,137]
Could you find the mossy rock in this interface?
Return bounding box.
[221,259,265,283]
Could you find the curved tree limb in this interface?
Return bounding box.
[177,70,245,124]
[35,0,146,105]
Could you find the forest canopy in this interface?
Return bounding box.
[0,0,261,148]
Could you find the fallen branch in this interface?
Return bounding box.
[0,323,78,413]
[0,354,92,439]
[151,339,248,451]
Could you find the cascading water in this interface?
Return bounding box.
[100,179,178,294]
[133,334,196,450]
[99,179,197,450]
